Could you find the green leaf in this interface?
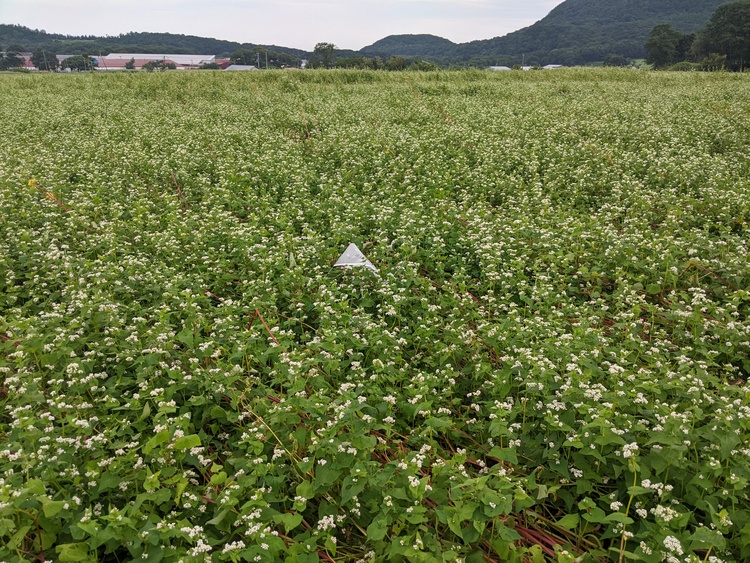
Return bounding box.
[175,478,188,504]
[0,517,15,536]
[536,484,548,500]
[177,328,194,347]
[207,509,231,526]
[173,434,201,450]
[582,506,607,523]
[489,447,518,464]
[143,430,169,454]
[151,488,172,506]
[626,485,653,497]
[25,479,46,495]
[296,481,315,499]
[210,471,227,485]
[56,542,91,562]
[555,513,580,529]
[447,513,464,538]
[461,522,481,543]
[144,469,161,492]
[605,512,634,525]
[137,401,151,422]
[315,465,342,489]
[41,498,67,518]
[98,471,123,492]
[75,520,100,537]
[496,523,521,542]
[341,475,366,505]
[424,417,453,428]
[7,525,31,549]
[689,527,727,551]
[367,512,389,541]
[274,512,303,533]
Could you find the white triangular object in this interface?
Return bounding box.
[334,243,378,273]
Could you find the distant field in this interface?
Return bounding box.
[1,69,749,562]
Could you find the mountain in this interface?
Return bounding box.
[361,34,458,58]
[0,24,308,59]
[359,0,733,65]
[457,0,734,65]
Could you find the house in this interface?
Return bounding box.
[224,65,258,71]
[543,64,564,70]
[4,52,37,69]
[488,66,511,71]
[21,53,36,69]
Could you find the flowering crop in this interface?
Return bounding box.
[0,69,749,562]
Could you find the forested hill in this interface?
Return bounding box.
[358,0,733,66]
[0,24,309,58]
[457,0,733,65]
[361,34,459,58]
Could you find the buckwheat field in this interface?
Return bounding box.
[1,69,749,562]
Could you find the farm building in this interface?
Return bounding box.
[97,53,216,70]
[224,65,258,71]
[96,58,177,71]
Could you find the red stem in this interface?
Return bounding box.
[254,308,280,346]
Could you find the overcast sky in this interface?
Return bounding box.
[1,0,563,51]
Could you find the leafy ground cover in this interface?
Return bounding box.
[0,69,749,562]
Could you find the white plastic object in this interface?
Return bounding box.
[334,243,378,273]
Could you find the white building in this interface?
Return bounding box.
[224,65,258,71]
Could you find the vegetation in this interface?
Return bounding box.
[60,55,96,72]
[142,60,177,72]
[361,35,459,59]
[310,43,337,69]
[0,0,733,69]
[1,69,749,562]
[0,50,25,70]
[602,54,630,68]
[0,24,307,61]
[645,0,750,72]
[231,48,301,69]
[30,49,58,71]
[692,0,750,71]
[645,25,695,69]
[360,0,731,67]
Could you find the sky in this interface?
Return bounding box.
[0,0,563,51]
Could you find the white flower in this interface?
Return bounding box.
[662,535,683,555]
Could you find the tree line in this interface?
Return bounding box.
[0,48,97,72]
[646,0,750,70]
